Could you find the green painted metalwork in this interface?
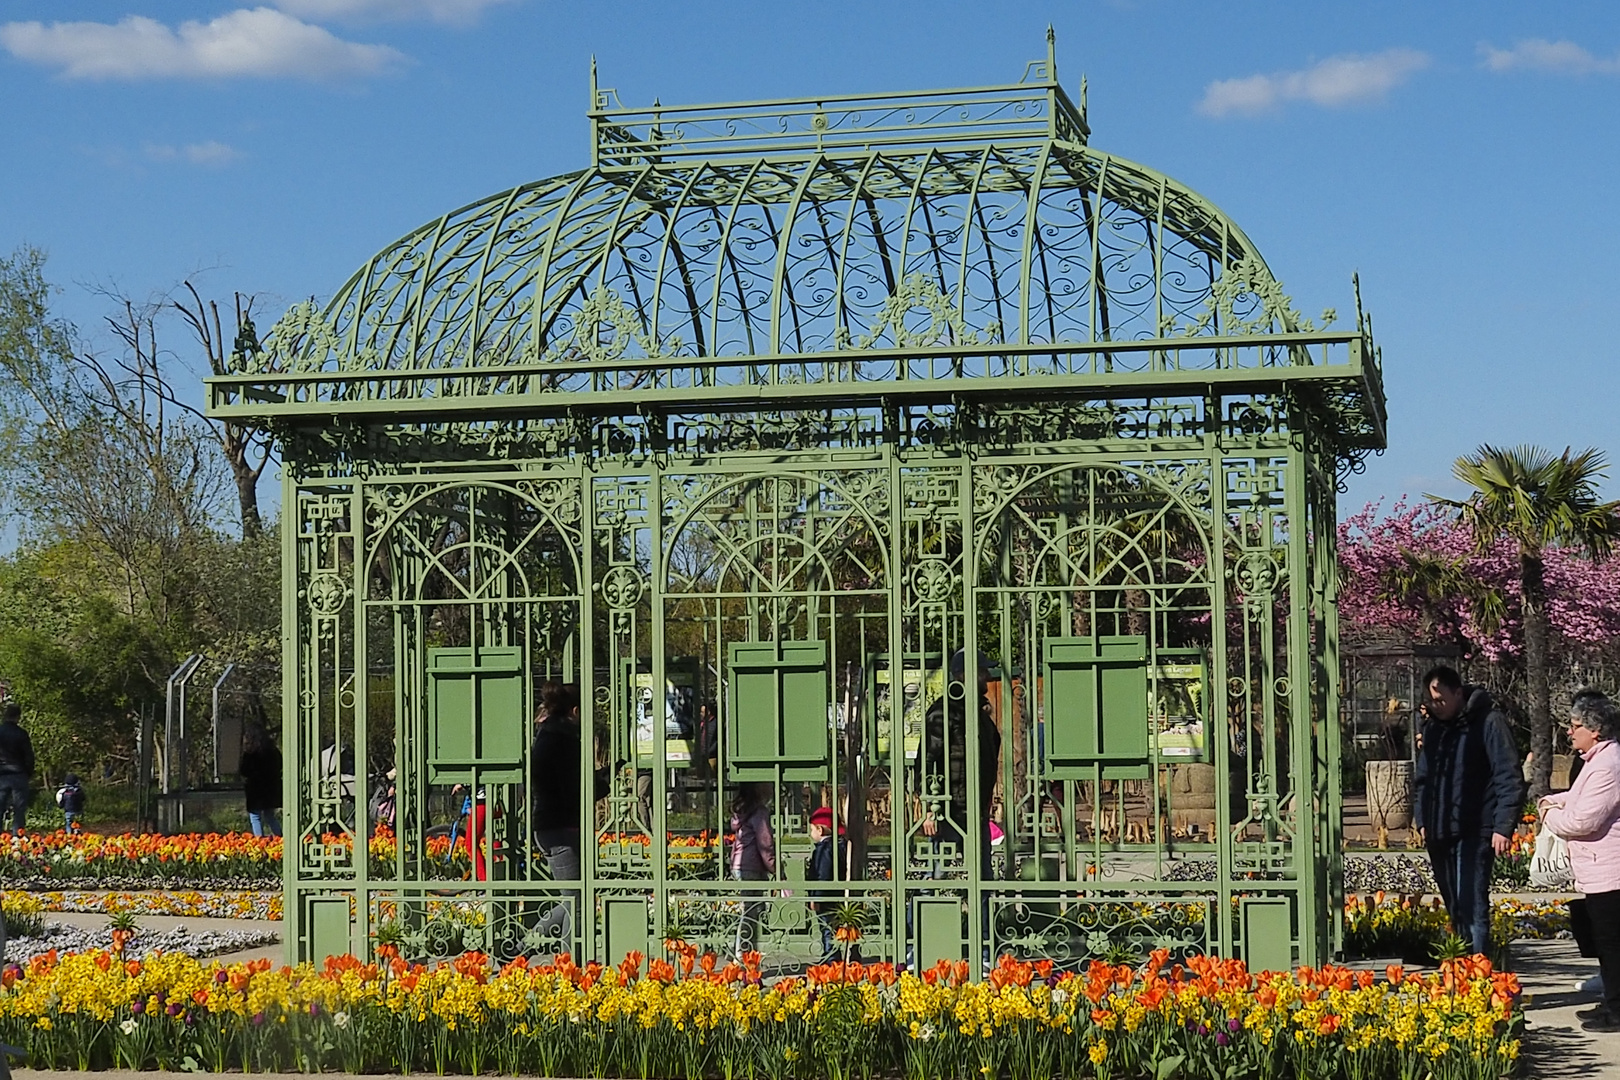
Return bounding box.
[211,38,1382,974]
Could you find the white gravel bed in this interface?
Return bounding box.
[3,920,278,964]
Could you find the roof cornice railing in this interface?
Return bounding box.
[206,329,1385,449]
[589,72,1088,167]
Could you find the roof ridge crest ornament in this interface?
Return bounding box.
[1172,255,1335,338]
[1021,23,1058,85]
[261,299,384,374]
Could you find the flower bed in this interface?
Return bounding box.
[1,827,733,888]
[0,827,474,889]
[1490,828,1537,890]
[3,889,282,922]
[0,946,1521,1078]
[1493,897,1570,940]
[1342,893,1453,964]
[1343,892,1570,963]
[1,831,283,888]
[0,893,44,938]
[1171,854,1444,894]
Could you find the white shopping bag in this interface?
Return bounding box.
[1529,826,1574,890]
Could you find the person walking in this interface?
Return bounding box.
[729,780,775,959]
[0,703,34,832]
[919,650,1001,878]
[54,773,86,831]
[531,682,611,944]
[238,724,283,838]
[805,805,845,962]
[1538,689,1620,1031]
[1412,665,1525,956]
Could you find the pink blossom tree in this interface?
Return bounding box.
[1339,498,1620,662]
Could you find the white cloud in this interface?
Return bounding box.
[1199,48,1430,117]
[270,0,516,25]
[0,8,405,81]
[184,140,243,165]
[144,140,244,166]
[1481,39,1620,76]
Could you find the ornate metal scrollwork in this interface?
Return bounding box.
[600,565,646,610]
[306,573,350,618]
[991,898,1211,970]
[909,559,955,604]
[840,272,1001,352]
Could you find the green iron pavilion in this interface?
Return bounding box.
[210,41,1386,972]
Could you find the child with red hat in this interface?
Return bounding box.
[806,806,844,962]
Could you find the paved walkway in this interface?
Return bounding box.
[1515,938,1620,1077]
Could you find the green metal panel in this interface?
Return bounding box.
[915,899,965,969]
[304,897,351,965]
[1044,636,1149,774]
[728,640,828,781]
[427,646,526,785]
[1241,898,1294,974]
[604,898,650,963]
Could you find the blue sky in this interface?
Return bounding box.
[2,1,1618,517]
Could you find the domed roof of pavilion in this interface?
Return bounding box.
[229,44,1382,452]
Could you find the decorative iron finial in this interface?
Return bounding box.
[1080,74,1088,121]
[1046,25,1057,80]
[589,56,599,165]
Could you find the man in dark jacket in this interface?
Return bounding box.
[1413,665,1525,955]
[0,702,34,832]
[238,725,283,838]
[919,650,1001,878]
[530,682,614,942]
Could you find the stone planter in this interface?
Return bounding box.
[1365,759,1415,831]
[1165,762,1218,837]
[1167,763,1218,808]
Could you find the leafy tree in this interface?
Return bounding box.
[0,246,281,786]
[0,542,169,779]
[1433,446,1620,799]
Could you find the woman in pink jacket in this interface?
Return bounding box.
[729,781,775,960]
[1540,688,1620,1032]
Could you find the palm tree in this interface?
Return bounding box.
[1432,445,1620,799]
